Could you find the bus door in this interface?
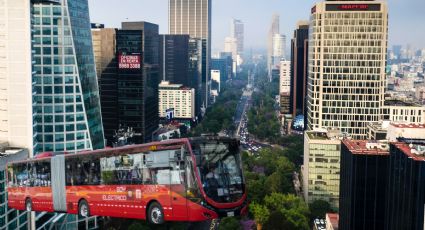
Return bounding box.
[169,148,188,220]
[51,155,67,212]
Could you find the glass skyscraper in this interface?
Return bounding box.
[32,0,104,153]
[169,0,211,109]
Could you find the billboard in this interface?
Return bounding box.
[118,53,141,69]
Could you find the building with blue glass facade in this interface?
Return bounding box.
[32,0,104,153]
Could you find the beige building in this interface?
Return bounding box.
[91,26,116,80]
[0,0,34,156]
[382,100,425,124]
[159,81,195,120]
[306,1,388,139]
[224,37,238,61]
[303,129,343,209]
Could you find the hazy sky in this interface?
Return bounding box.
[88,0,425,53]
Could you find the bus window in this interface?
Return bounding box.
[27,160,51,187]
[185,158,202,203]
[7,165,14,187]
[13,163,28,187]
[100,153,144,185]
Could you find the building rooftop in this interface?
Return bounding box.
[384,99,421,107]
[390,123,425,129]
[394,142,425,161]
[307,129,344,141]
[0,143,29,169]
[343,140,389,156]
[153,125,180,136]
[0,143,24,158]
[159,81,193,90]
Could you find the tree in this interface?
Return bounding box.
[263,193,310,230]
[250,202,270,230]
[218,217,242,230]
[309,200,333,220]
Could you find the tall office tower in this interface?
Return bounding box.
[32,0,105,153]
[307,1,388,139]
[159,35,190,87]
[91,25,117,146]
[385,142,425,230]
[211,70,221,93]
[0,0,35,155]
[267,14,280,77]
[272,34,286,67]
[290,21,309,119]
[231,19,244,55]
[188,38,204,116]
[339,140,389,230]
[392,45,402,59]
[224,37,238,60]
[211,57,231,83]
[303,129,342,209]
[169,0,211,109]
[114,21,159,144]
[279,60,291,114]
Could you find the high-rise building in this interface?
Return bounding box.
[306,1,388,139]
[224,37,238,60]
[169,0,211,109]
[113,21,160,144]
[159,35,190,87]
[280,60,291,114]
[290,21,309,118]
[1,0,104,227]
[303,129,343,209]
[392,45,402,59]
[91,26,117,146]
[385,142,425,230]
[32,0,105,153]
[211,70,221,92]
[267,14,280,77]
[188,38,205,116]
[272,34,286,67]
[211,57,232,83]
[231,19,244,55]
[0,143,29,230]
[159,81,195,120]
[339,140,389,230]
[0,0,35,155]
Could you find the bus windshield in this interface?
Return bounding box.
[192,139,244,204]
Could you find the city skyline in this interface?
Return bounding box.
[88,0,425,52]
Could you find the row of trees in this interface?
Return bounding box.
[191,80,245,135]
[247,75,281,142]
[243,148,310,230]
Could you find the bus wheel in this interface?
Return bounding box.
[25,198,32,212]
[78,200,90,217]
[148,202,164,224]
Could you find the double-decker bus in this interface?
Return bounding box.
[7,137,247,224]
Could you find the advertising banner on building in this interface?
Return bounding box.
[118,53,141,69]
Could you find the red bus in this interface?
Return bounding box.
[7,137,247,224]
